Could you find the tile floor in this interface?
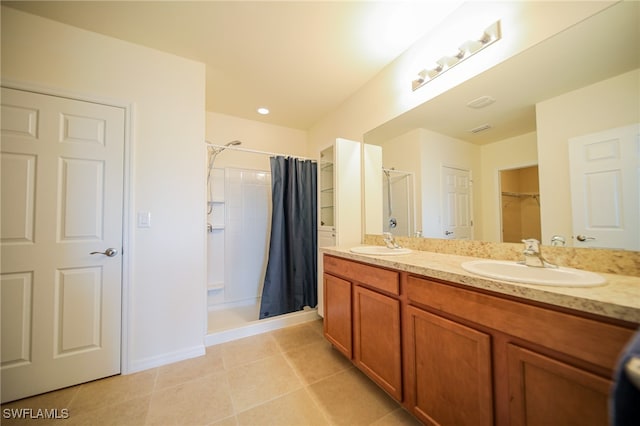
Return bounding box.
[1,320,422,425]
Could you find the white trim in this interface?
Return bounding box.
[128,345,206,374]
[1,79,135,375]
[120,102,136,374]
[206,142,316,162]
[496,162,539,244]
[205,309,320,347]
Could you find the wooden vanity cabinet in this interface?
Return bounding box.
[323,255,403,400]
[323,273,352,358]
[406,275,635,426]
[404,305,493,426]
[323,254,636,425]
[506,344,611,426]
[353,282,402,400]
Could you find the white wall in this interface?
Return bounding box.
[307,2,614,242]
[418,129,480,239]
[379,129,480,239]
[309,1,614,156]
[206,111,309,172]
[1,7,207,371]
[479,131,538,242]
[381,129,423,232]
[536,69,640,245]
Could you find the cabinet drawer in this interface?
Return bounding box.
[406,275,634,371]
[324,255,400,295]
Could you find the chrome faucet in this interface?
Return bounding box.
[550,235,566,247]
[383,232,400,249]
[520,238,557,268]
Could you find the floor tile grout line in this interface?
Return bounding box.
[222,345,308,415]
[301,384,336,426]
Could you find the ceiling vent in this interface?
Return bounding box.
[469,123,492,134]
[466,96,496,109]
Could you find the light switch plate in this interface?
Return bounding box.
[137,211,151,228]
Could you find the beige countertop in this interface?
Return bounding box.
[322,246,640,324]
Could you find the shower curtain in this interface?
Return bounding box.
[259,156,317,319]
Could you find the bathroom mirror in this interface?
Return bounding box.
[363,1,640,250]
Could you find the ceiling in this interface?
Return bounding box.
[3,0,462,130]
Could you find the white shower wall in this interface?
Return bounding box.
[382,171,415,237]
[208,167,272,308]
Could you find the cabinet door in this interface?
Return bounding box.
[323,274,352,358]
[405,306,493,426]
[507,344,611,426]
[353,285,402,400]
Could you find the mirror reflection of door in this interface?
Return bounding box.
[499,165,541,243]
[441,166,473,240]
[568,124,639,250]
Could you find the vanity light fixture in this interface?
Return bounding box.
[412,20,502,91]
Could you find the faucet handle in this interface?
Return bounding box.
[521,238,540,254]
[382,232,400,249]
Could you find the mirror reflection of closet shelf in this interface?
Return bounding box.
[501,192,539,198]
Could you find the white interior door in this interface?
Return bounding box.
[1,87,125,403]
[568,124,639,250]
[441,166,473,240]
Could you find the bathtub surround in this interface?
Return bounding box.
[207,167,272,310]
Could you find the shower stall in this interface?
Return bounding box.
[382,168,415,237]
[204,142,319,345]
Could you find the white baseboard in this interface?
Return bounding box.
[126,344,206,374]
[205,309,320,346]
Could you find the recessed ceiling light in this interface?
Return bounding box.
[257,107,270,115]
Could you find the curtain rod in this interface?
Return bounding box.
[206,142,316,162]
[383,167,413,176]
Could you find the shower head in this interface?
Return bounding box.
[209,140,241,156]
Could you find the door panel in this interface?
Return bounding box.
[353,285,402,400]
[441,166,473,240]
[1,87,125,403]
[59,158,105,240]
[55,267,103,355]
[406,306,493,426]
[323,273,352,358]
[0,153,36,243]
[0,273,33,367]
[507,343,611,426]
[568,124,639,250]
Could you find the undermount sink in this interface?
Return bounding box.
[350,246,412,256]
[461,260,606,287]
